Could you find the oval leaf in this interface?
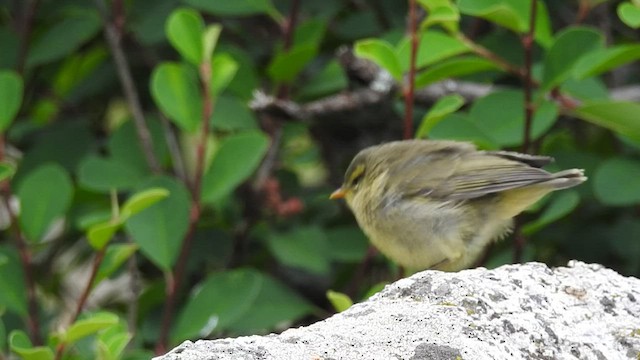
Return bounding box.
[94,244,138,286]
[27,11,101,68]
[327,290,353,313]
[210,53,239,95]
[17,164,73,243]
[0,247,27,316]
[151,62,203,132]
[593,157,640,206]
[354,38,402,80]
[416,94,466,138]
[166,8,205,64]
[522,191,580,235]
[125,176,190,270]
[182,0,278,17]
[396,31,469,70]
[87,220,122,250]
[573,100,640,143]
[618,2,640,28]
[9,330,54,360]
[202,131,269,203]
[573,44,640,79]
[0,161,16,182]
[267,226,330,275]
[0,70,23,131]
[78,155,145,193]
[62,312,119,345]
[469,90,558,147]
[542,27,604,91]
[121,187,170,220]
[267,44,318,83]
[172,268,262,342]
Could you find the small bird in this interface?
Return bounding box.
[330,139,586,271]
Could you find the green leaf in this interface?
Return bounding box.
[108,117,168,173]
[210,53,239,96]
[593,157,640,206]
[17,164,73,242]
[0,162,16,182]
[573,44,640,79]
[87,220,122,250]
[469,90,558,147]
[522,191,580,235]
[0,70,23,131]
[95,244,138,285]
[182,0,280,19]
[0,247,27,316]
[225,271,312,333]
[202,131,269,203]
[354,39,402,80]
[293,19,326,48]
[326,226,369,262]
[618,2,640,28]
[125,176,190,270]
[172,268,262,342]
[202,24,222,63]
[77,155,145,193]
[151,62,203,132]
[429,113,499,149]
[121,187,170,220]
[458,0,529,32]
[211,95,258,131]
[26,11,101,68]
[166,8,205,65]
[541,27,604,91]
[419,1,460,31]
[0,318,6,352]
[62,312,119,345]
[96,323,131,360]
[415,56,500,87]
[9,330,54,360]
[298,60,348,100]
[267,44,318,83]
[327,290,353,312]
[267,226,330,275]
[396,31,469,70]
[573,101,640,143]
[416,94,465,138]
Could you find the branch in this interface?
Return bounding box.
[403,0,420,139]
[94,0,161,174]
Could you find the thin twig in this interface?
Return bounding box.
[15,0,39,75]
[521,0,537,154]
[455,32,526,79]
[155,56,216,355]
[159,113,188,182]
[93,0,161,174]
[0,136,41,345]
[403,0,419,140]
[54,249,106,360]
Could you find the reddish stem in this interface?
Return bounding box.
[54,249,106,360]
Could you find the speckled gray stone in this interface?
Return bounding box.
[155,261,640,360]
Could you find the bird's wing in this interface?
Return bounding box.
[400,152,555,201]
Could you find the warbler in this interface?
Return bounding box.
[330,139,586,271]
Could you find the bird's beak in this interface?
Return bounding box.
[330,187,346,200]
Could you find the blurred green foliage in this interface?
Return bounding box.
[0,0,639,358]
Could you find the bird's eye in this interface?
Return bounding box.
[349,164,365,189]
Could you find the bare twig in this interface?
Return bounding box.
[94,0,161,174]
[159,113,188,182]
[403,0,419,139]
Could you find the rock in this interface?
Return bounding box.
[155,261,640,360]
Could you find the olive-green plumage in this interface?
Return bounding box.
[331,139,586,271]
